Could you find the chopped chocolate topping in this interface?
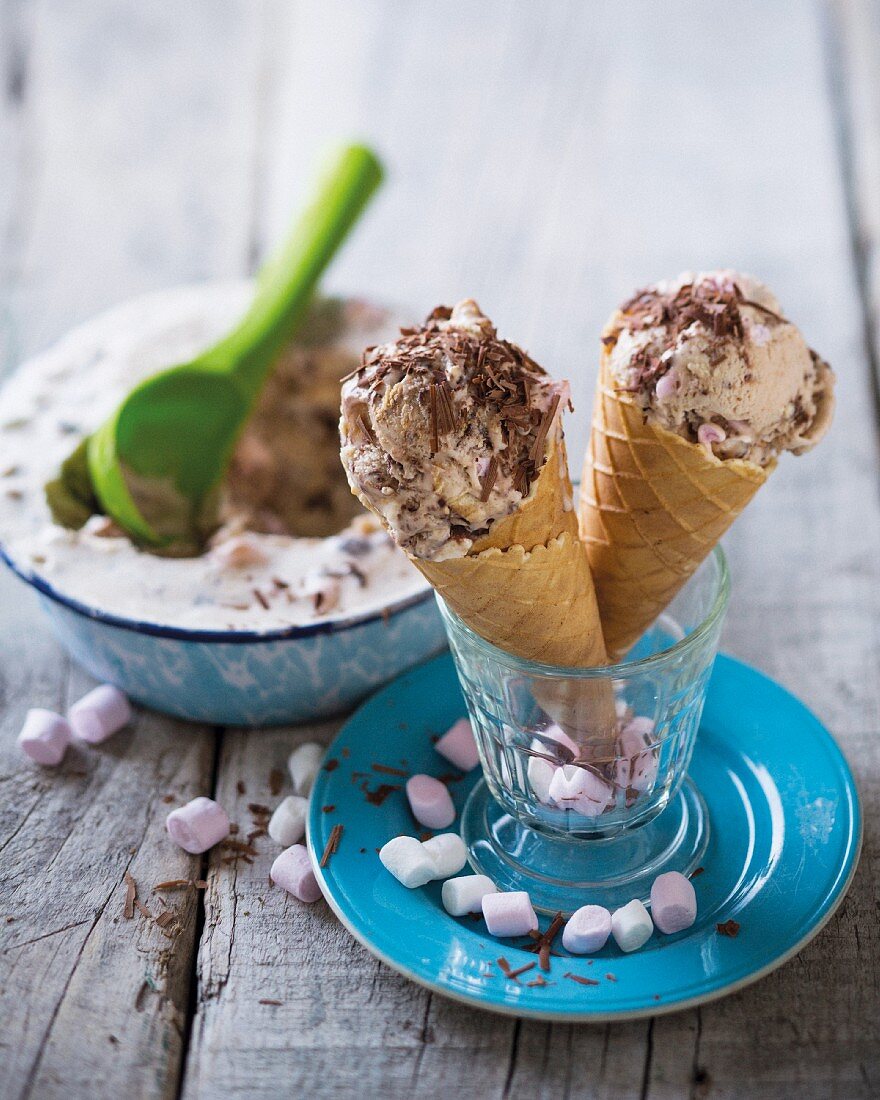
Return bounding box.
[371,763,408,777]
[689,866,705,879]
[122,871,137,920]
[268,768,284,797]
[564,972,600,986]
[320,823,344,867]
[716,919,741,938]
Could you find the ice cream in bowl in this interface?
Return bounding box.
[340,281,834,911]
[0,284,444,725]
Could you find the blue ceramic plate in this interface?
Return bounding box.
[308,653,861,1021]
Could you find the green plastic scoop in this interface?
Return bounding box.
[45,144,383,554]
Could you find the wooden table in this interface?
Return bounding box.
[1,3,878,1096]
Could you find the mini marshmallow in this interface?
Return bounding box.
[562,904,612,954]
[288,741,325,796]
[406,774,456,829]
[441,874,497,916]
[531,723,579,762]
[548,764,614,817]
[527,754,557,804]
[435,718,480,772]
[650,871,697,934]
[611,899,654,953]
[380,835,437,888]
[68,684,131,744]
[482,891,539,938]
[615,717,658,792]
[422,832,468,879]
[268,795,308,847]
[17,708,71,766]
[166,797,230,854]
[271,844,322,903]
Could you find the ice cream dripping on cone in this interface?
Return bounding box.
[340,299,617,745]
[580,270,835,658]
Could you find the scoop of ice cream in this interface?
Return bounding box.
[340,300,567,560]
[604,270,835,466]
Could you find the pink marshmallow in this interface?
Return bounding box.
[654,368,679,401]
[650,871,697,934]
[17,708,71,766]
[435,718,480,772]
[166,797,230,854]
[562,904,612,954]
[271,844,323,904]
[482,891,538,938]
[615,717,658,792]
[405,774,456,829]
[68,684,131,744]
[548,764,614,817]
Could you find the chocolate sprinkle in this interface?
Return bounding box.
[716,919,741,938]
[122,871,136,920]
[320,824,344,867]
[372,763,408,777]
[564,972,600,987]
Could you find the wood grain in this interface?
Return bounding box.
[0,1,878,1098]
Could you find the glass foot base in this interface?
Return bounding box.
[461,778,710,915]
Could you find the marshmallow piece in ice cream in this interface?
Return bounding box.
[17,708,71,766]
[166,797,230,854]
[611,899,654,953]
[68,684,131,744]
[614,717,658,792]
[482,891,539,938]
[650,871,697,934]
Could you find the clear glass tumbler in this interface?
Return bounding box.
[438,547,730,913]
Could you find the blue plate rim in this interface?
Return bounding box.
[309,651,863,1022]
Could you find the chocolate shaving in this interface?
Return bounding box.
[268,769,284,796]
[248,803,272,817]
[479,456,498,502]
[716,919,741,938]
[259,998,283,1006]
[605,973,617,982]
[564,972,600,986]
[371,763,408,777]
[361,781,400,806]
[236,781,246,796]
[506,961,536,980]
[253,589,270,610]
[324,758,340,773]
[320,824,343,867]
[496,956,513,977]
[123,871,136,919]
[134,898,151,919]
[526,975,551,988]
[529,393,560,463]
[155,910,174,928]
[321,805,335,813]
[689,866,705,879]
[153,879,191,891]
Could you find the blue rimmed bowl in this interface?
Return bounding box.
[2,546,445,726]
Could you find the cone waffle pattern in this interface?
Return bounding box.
[580,354,769,657]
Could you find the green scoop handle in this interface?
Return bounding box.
[64,144,383,551]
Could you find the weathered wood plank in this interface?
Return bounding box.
[0,1,266,1097]
[187,2,880,1098]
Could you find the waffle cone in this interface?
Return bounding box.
[580,346,770,658]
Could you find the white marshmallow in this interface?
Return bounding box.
[379,835,436,888]
[527,754,557,804]
[441,874,497,916]
[482,891,539,938]
[422,832,468,879]
[615,717,658,792]
[531,723,579,761]
[406,774,456,829]
[166,797,230,854]
[562,905,612,954]
[650,871,697,934]
[288,741,325,796]
[17,708,71,766]
[548,764,614,817]
[434,718,480,772]
[268,795,308,847]
[68,684,131,744]
[611,899,654,953]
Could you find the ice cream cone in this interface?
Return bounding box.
[580,350,770,658]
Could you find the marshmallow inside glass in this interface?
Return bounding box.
[340,289,830,913]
